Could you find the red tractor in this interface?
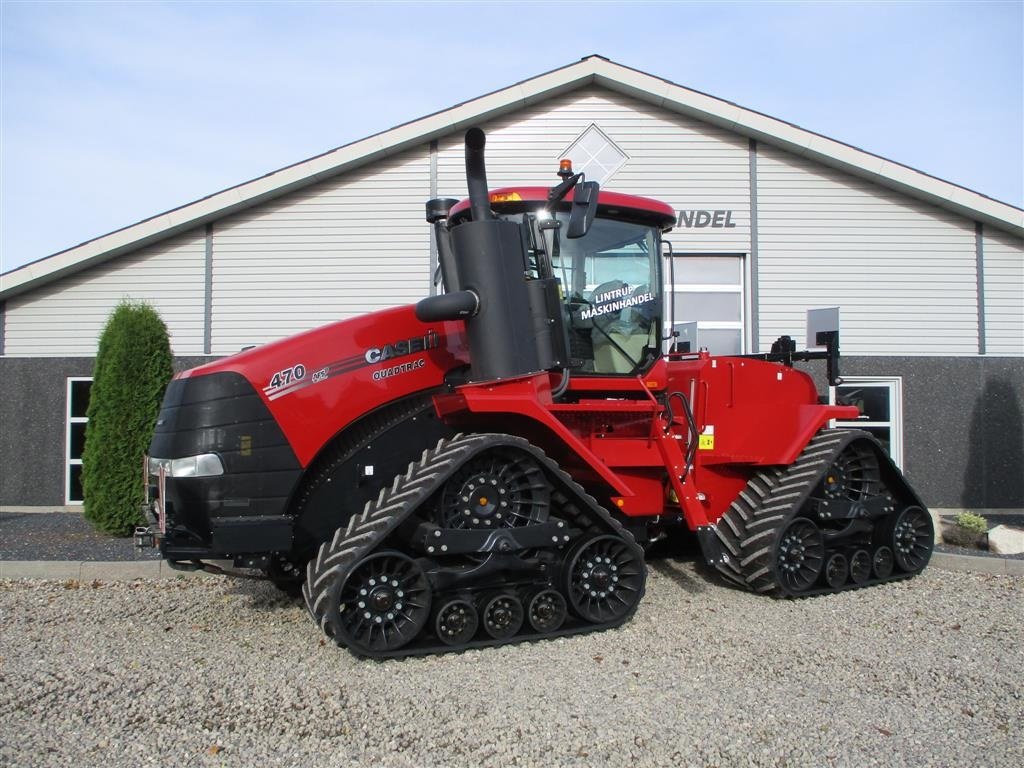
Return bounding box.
[143,128,933,657]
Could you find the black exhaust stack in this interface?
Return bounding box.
[417,128,567,383]
[464,128,493,223]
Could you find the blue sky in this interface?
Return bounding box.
[1,1,1021,274]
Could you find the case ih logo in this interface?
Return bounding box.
[364,330,440,364]
[679,210,737,228]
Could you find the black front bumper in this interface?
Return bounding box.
[148,371,303,562]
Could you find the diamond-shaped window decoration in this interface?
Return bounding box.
[559,125,627,185]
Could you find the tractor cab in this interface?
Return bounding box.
[436,173,676,378]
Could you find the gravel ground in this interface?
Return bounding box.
[1,560,1021,768]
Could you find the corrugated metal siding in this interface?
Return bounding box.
[7,86,1014,363]
[756,145,979,355]
[3,231,206,356]
[437,88,750,253]
[982,228,1024,355]
[210,149,431,354]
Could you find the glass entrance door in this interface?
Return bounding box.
[668,254,746,355]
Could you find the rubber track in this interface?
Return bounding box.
[710,467,783,587]
[710,429,926,597]
[302,433,646,657]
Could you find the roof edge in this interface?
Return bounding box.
[587,58,1023,235]
[0,57,601,301]
[3,54,1021,301]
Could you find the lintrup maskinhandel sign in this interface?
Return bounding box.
[678,210,737,228]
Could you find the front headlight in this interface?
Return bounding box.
[148,453,224,478]
[148,457,170,476]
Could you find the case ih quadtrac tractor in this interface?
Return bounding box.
[142,128,933,658]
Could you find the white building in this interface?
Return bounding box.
[1,56,1022,510]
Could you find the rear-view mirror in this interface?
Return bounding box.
[567,181,599,239]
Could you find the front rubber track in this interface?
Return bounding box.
[302,433,646,658]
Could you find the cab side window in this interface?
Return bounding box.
[552,218,660,375]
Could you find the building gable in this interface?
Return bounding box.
[2,55,1021,306]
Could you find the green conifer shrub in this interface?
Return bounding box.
[82,301,172,535]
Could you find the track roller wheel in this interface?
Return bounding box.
[481,593,524,640]
[822,552,849,589]
[335,551,431,654]
[527,589,567,633]
[565,535,644,623]
[872,546,894,579]
[890,506,933,573]
[433,597,478,646]
[849,549,872,585]
[774,518,825,594]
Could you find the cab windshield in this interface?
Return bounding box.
[511,212,662,375]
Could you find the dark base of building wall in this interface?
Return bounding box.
[1,354,1022,508]
[0,356,217,506]
[800,355,1024,508]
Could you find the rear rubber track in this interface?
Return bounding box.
[711,429,931,597]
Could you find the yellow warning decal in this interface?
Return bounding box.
[490,191,522,203]
[699,435,715,450]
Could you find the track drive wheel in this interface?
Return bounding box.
[565,535,644,624]
[817,442,881,501]
[774,517,825,594]
[334,551,431,654]
[890,506,933,573]
[438,448,549,530]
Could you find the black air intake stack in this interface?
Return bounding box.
[417,128,544,382]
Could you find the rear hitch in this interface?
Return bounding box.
[165,557,274,581]
[134,526,155,550]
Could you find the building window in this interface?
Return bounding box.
[830,376,904,469]
[560,124,627,185]
[66,378,92,505]
[669,254,746,355]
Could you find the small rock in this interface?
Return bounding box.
[987,525,1024,556]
